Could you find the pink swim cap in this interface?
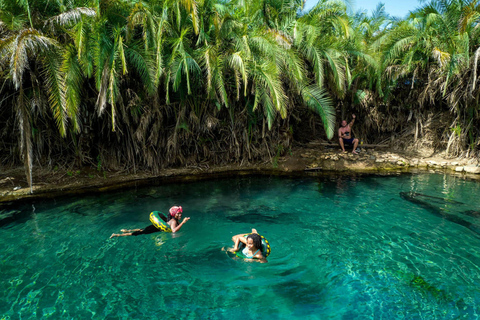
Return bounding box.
[169,206,183,217]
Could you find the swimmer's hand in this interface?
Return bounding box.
[182,217,190,223]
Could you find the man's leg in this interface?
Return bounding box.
[352,138,359,154]
[339,138,345,152]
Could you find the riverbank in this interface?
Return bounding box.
[1,140,479,203]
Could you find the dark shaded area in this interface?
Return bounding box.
[403,192,464,205]
[225,211,293,224]
[0,202,33,227]
[461,210,480,218]
[399,192,480,236]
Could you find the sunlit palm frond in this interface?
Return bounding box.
[249,33,278,61]
[154,7,171,86]
[324,48,346,93]
[229,51,248,97]
[278,48,306,93]
[459,0,480,33]
[61,45,83,133]
[213,58,228,107]
[432,47,451,68]
[127,3,157,50]
[180,0,200,34]
[108,61,119,131]
[301,84,335,139]
[48,7,96,27]
[95,63,110,116]
[253,61,287,118]
[301,43,325,86]
[0,29,58,89]
[42,47,69,136]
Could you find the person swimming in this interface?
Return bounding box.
[109,206,190,238]
[225,229,267,263]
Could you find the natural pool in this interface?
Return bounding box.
[1,173,480,319]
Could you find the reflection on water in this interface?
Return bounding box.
[1,173,480,319]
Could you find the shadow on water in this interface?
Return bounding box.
[225,211,293,224]
[315,173,407,200]
[399,192,480,236]
[0,202,33,227]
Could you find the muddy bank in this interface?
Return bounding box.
[1,141,479,204]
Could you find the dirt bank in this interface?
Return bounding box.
[1,140,479,204]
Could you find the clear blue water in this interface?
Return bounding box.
[1,173,480,319]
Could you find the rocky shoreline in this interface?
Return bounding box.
[1,141,479,204]
[300,148,480,174]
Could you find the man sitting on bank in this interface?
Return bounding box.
[338,114,359,154]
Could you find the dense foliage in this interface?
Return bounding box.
[0,0,479,190]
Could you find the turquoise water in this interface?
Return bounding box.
[1,173,480,319]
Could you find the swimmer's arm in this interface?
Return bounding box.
[244,257,267,263]
[251,252,267,263]
[169,217,190,233]
[231,234,248,246]
[255,253,267,263]
[230,234,248,251]
[237,235,248,245]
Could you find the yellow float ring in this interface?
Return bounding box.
[236,233,271,258]
[149,211,172,233]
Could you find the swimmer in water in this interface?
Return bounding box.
[109,206,190,238]
[225,228,267,263]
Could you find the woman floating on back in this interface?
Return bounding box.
[110,206,190,238]
[225,228,269,263]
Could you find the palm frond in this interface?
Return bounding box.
[61,45,83,133]
[48,7,96,27]
[42,48,68,136]
[301,84,335,139]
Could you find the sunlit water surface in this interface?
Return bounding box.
[1,173,480,319]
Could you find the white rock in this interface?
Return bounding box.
[455,166,464,172]
[464,166,480,174]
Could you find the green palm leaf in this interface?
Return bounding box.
[301,84,335,139]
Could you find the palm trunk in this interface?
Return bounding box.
[17,88,34,194]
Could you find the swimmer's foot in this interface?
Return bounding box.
[251,228,258,234]
[352,151,359,155]
[109,233,117,239]
[121,229,128,233]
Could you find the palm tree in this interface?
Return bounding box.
[0,1,95,192]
